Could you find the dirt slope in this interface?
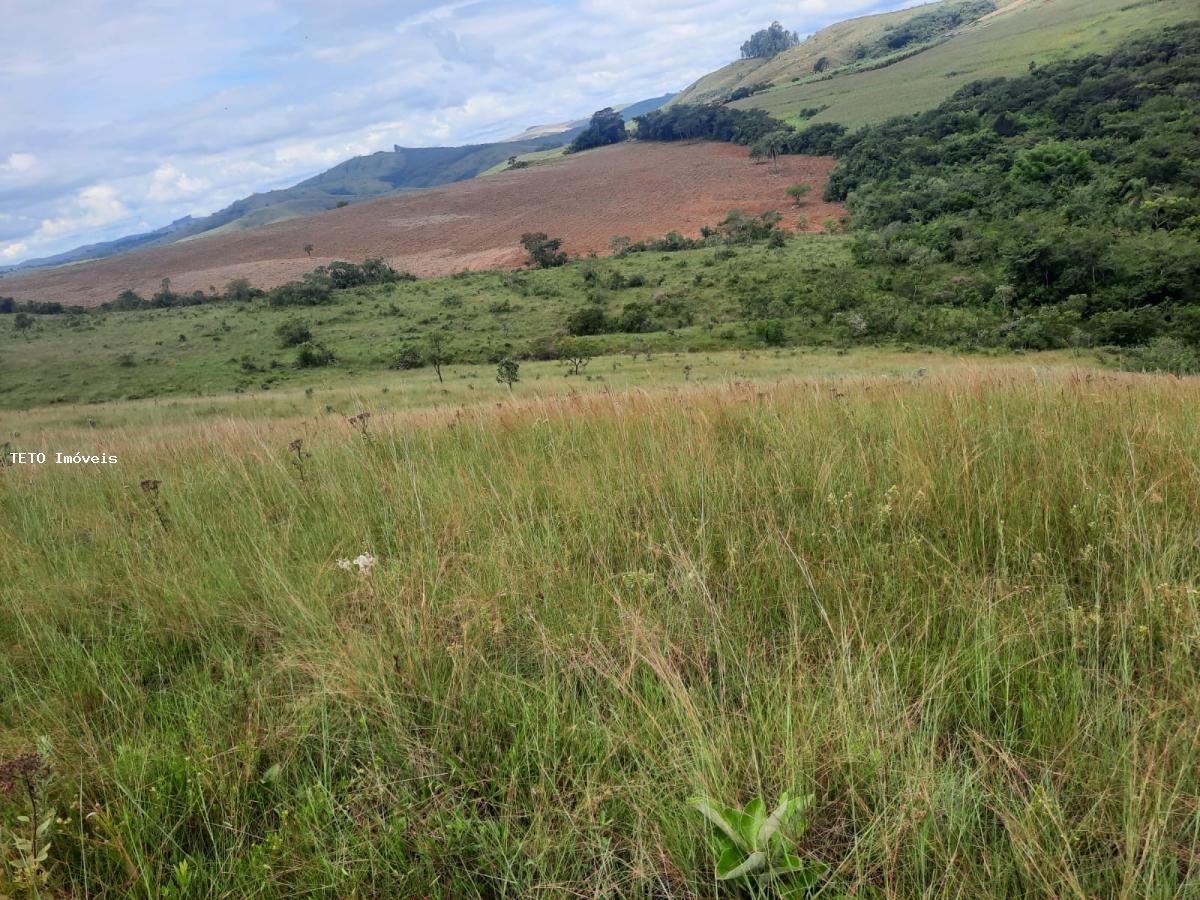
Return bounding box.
[1,142,844,307]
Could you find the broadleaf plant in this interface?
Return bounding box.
[689,792,830,895]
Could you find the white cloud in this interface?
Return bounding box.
[0,185,132,259]
[147,164,209,202]
[1,241,29,260]
[2,153,37,173]
[0,0,910,263]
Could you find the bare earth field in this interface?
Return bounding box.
[0,142,844,306]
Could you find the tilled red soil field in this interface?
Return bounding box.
[1,142,846,306]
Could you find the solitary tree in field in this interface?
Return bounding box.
[520,232,569,269]
[787,182,812,205]
[560,336,594,376]
[751,130,792,171]
[303,243,314,257]
[427,331,449,383]
[496,357,520,391]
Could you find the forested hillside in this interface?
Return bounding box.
[831,22,1200,349]
[677,0,1198,128]
[636,23,1200,360]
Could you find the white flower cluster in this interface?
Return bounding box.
[336,553,377,573]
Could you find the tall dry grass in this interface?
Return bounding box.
[2,370,1199,897]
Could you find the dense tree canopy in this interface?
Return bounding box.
[825,23,1200,346]
[740,21,799,59]
[568,107,627,153]
[853,1,996,60]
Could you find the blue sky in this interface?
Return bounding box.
[0,0,911,264]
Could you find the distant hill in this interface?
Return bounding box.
[1,135,576,274]
[501,94,676,142]
[673,0,1200,128]
[4,94,675,275]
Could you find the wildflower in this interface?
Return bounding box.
[140,478,161,495]
[289,438,303,453]
[336,553,376,573]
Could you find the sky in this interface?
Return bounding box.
[0,0,911,265]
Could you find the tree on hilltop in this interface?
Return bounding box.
[741,22,799,59]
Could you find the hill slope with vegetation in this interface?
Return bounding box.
[633,22,1200,364]
[667,1,990,108]
[4,96,679,276]
[677,0,1198,128]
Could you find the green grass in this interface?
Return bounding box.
[0,346,1087,434]
[667,1,954,108]
[730,0,1200,128]
[479,145,569,177]
[2,231,1139,416]
[0,237,865,411]
[4,369,1200,895]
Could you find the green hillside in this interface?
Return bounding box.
[683,0,1198,128]
[668,1,985,108]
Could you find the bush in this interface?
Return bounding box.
[753,319,787,346]
[268,276,333,307]
[566,307,612,336]
[1122,337,1200,376]
[616,302,654,333]
[389,346,425,369]
[319,258,412,289]
[276,320,312,347]
[223,278,259,302]
[294,342,335,367]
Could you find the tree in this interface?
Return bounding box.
[303,243,314,257]
[569,108,627,153]
[496,357,520,390]
[559,337,594,375]
[740,21,799,59]
[520,232,569,269]
[787,182,812,205]
[427,331,449,383]
[750,129,790,170]
[224,278,256,302]
[1012,142,1093,186]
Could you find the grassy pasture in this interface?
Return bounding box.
[730,0,1200,128]
[3,367,1200,896]
[0,237,865,411]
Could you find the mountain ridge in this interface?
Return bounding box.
[2,94,674,275]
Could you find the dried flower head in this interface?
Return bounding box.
[140,479,161,495]
[0,752,45,796]
[289,438,303,453]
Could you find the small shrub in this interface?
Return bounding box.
[390,346,425,370]
[276,320,312,348]
[754,319,787,346]
[295,342,335,368]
